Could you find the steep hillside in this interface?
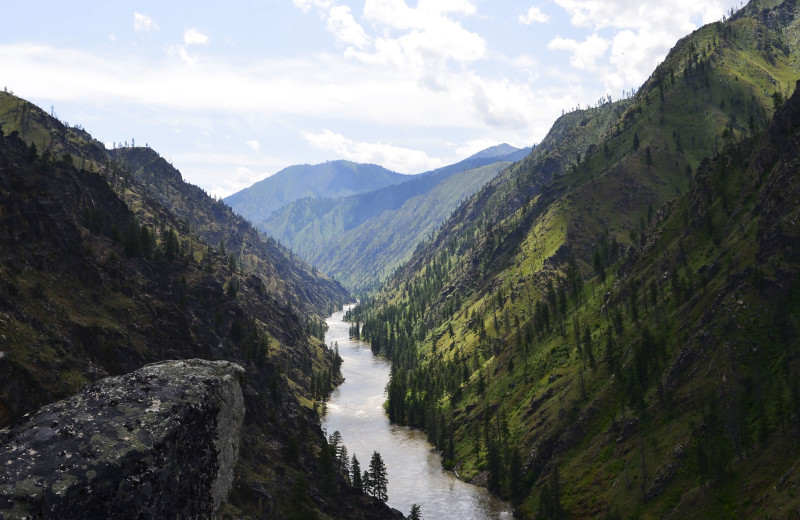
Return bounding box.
[313,161,512,294]
[111,147,350,319]
[0,92,350,322]
[260,146,529,260]
[351,1,800,517]
[0,97,394,518]
[260,146,529,291]
[224,160,408,223]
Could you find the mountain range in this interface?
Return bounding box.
[2,0,800,518]
[228,144,530,293]
[224,160,409,225]
[349,0,800,517]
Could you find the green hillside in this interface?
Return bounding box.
[0,93,401,518]
[259,148,528,262]
[349,1,800,517]
[313,161,511,293]
[224,160,409,223]
[260,148,528,293]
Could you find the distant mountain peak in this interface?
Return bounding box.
[466,143,527,160]
[223,160,409,224]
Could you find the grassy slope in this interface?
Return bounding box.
[354,1,800,517]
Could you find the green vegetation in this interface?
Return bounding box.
[313,161,512,293]
[0,92,386,518]
[258,151,524,293]
[350,2,800,517]
[225,160,409,224]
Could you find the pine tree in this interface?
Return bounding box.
[351,454,363,492]
[369,451,388,502]
[409,504,422,520]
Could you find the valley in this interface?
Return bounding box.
[322,307,512,519]
[2,0,800,518]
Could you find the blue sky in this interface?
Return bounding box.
[1,0,743,196]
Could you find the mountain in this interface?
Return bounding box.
[0,92,399,518]
[466,143,528,160]
[224,160,409,223]
[110,146,348,319]
[349,1,800,517]
[260,145,530,257]
[259,144,530,291]
[312,161,512,293]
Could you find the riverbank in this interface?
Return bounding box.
[322,308,512,519]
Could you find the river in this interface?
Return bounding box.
[321,307,513,519]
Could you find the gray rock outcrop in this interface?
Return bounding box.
[0,359,245,519]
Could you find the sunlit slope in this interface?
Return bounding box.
[353,1,800,517]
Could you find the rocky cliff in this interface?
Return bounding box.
[0,359,245,519]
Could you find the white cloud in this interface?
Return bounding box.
[168,45,198,66]
[134,13,158,32]
[327,5,371,49]
[289,0,485,94]
[551,0,738,94]
[293,0,333,13]
[417,0,477,16]
[553,0,729,31]
[469,75,531,130]
[519,6,549,25]
[184,28,209,46]
[547,33,609,71]
[303,129,445,173]
[246,140,260,150]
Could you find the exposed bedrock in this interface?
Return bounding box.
[0,359,245,519]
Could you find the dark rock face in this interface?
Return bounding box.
[0,359,245,519]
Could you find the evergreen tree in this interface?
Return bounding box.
[409,504,422,520]
[164,228,179,261]
[369,451,388,502]
[351,454,363,492]
[487,439,502,493]
[509,448,524,502]
[362,469,372,497]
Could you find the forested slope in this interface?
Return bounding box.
[312,161,512,293]
[0,93,398,519]
[350,1,800,517]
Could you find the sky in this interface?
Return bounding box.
[1,0,744,197]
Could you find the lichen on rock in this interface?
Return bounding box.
[0,359,245,519]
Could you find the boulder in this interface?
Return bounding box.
[0,359,245,519]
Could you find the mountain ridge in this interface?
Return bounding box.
[0,92,400,519]
[349,1,800,517]
[258,145,531,291]
[224,159,409,224]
